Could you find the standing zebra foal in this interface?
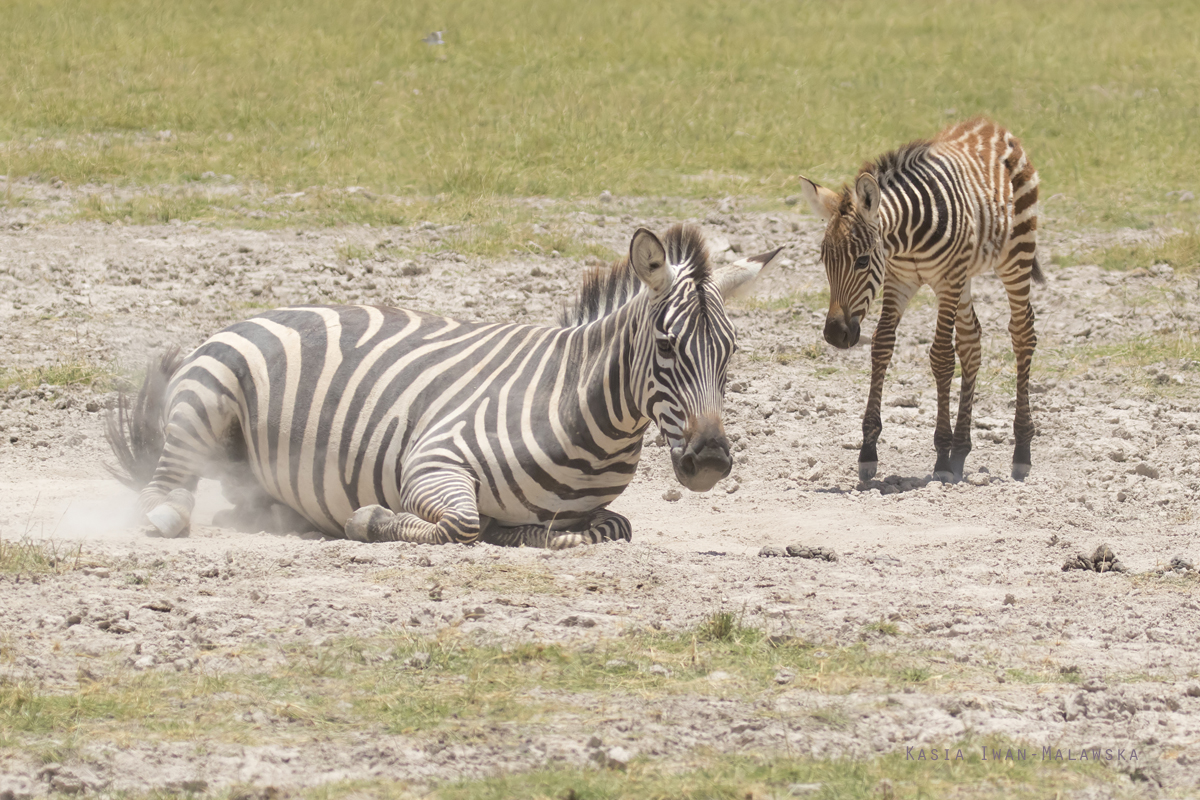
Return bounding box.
[108,225,780,548]
[800,118,1043,483]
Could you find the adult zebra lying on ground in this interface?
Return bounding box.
[799,117,1042,483]
[107,225,780,548]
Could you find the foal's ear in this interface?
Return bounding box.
[854,172,882,224]
[713,248,783,300]
[629,228,673,295]
[799,176,840,222]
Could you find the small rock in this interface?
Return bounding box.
[598,190,613,203]
[82,567,110,578]
[143,599,173,612]
[1169,555,1195,571]
[1083,676,1107,693]
[788,784,823,796]
[774,669,795,685]
[604,659,628,669]
[133,655,156,670]
[559,615,596,628]
[587,735,603,749]
[85,401,101,413]
[1135,462,1160,480]
[1003,593,1016,606]
[758,546,786,558]
[1184,684,1200,698]
[399,261,430,276]
[405,652,431,669]
[648,664,671,677]
[784,194,800,206]
[604,746,634,769]
[967,472,990,487]
[662,488,682,502]
[707,670,732,682]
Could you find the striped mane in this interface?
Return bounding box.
[559,224,714,327]
[834,139,934,216]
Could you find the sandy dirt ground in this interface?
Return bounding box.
[1,183,1199,797]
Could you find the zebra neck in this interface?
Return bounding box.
[565,297,652,444]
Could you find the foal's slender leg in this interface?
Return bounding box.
[949,278,983,480]
[858,276,917,483]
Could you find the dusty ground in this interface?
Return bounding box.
[2,182,1200,797]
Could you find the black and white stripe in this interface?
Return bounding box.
[109,225,780,548]
[800,117,1042,483]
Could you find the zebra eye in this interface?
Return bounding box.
[854,254,871,271]
[656,338,674,357]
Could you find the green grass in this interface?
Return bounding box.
[1,0,1198,227]
[1054,231,1200,273]
[0,621,959,751]
[0,360,115,392]
[423,743,1116,800]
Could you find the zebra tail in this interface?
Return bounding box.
[1030,256,1046,285]
[105,347,184,490]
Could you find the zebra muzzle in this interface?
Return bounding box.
[823,313,861,349]
[671,430,732,492]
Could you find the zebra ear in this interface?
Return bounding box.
[629,228,673,295]
[799,176,840,222]
[713,247,782,300]
[854,173,882,223]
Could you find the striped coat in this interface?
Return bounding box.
[108,225,779,547]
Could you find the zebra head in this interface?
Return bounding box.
[800,173,887,349]
[628,226,780,492]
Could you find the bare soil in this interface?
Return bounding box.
[2,187,1199,797]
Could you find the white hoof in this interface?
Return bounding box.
[858,462,878,483]
[1011,463,1031,481]
[933,470,958,484]
[146,489,194,538]
[147,505,187,538]
[345,504,387,542]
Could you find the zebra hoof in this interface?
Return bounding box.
[933,470,958,484]
[858,462,878,483]
[1011,463,1032,481]
[145,489,194,538]
[345,505,391,542]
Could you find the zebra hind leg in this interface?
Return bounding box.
[481,509,633,550]
[141,487,196,538]
[949,289,983,481]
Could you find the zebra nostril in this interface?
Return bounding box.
[679,452,697,476]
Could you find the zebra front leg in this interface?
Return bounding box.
[481,509,632,549]
[950,285,983,481]
[929,284,963,482]
[344,470,481,544]
[858,280,913,483]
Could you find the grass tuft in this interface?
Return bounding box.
[0,361,115,392]
[0,537,85,574]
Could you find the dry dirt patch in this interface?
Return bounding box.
[2,195,1199,797]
